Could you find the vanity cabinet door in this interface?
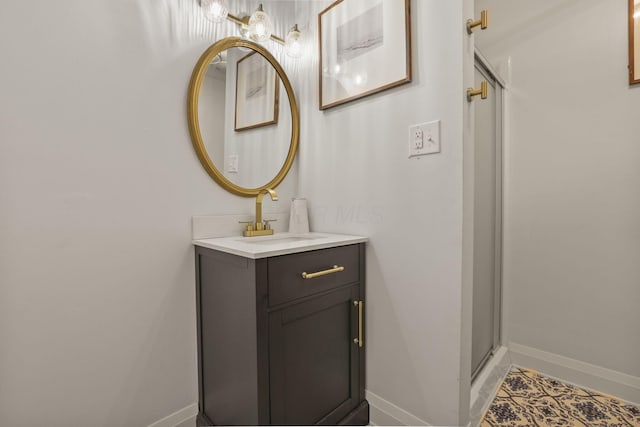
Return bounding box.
[269,285,361,425]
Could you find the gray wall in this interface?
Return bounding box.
[0,0,296,425]
[476,0,640,377]
[295,1,471,424]
[0,0,476,426]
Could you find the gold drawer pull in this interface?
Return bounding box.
[353,300,363,348]
[301,265,345,279]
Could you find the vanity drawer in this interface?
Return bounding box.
[267,244,360,306]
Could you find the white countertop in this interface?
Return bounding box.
[193,232,368,259]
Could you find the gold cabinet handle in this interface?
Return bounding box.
[353,300,363,348]
[467,10,488,34]
[467,81,488,102]
[301,265,345,279]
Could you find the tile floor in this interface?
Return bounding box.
[481,367,640,426]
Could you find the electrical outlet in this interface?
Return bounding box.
[408,120,441,158]
[414,129,424,150]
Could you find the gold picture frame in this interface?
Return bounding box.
[318,0,411,110]
[630,0,640,85]
[235,50,280,131]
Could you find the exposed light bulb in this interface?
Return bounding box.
[285,24,303,58]
[248,4,272,42]
[201,0,228,23]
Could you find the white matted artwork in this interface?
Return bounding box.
[235,51,279,131]
[319,0,411,110]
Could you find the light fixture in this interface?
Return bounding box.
[248,4,272,42]
[199,1,302,58]
[201,0,228,23]
[210,51,227,68]
[285,24,303,58]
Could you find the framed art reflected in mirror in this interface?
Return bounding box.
[235,51,280,131]
[630,0,640,84]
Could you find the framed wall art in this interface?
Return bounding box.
[318,0,411,110]
[235,51,280,131]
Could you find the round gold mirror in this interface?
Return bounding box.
[187,37,300,197]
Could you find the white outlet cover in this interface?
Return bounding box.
[408,120,441,158]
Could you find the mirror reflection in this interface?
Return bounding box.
[197,47,292,189]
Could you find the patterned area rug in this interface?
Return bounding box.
[481,367,640,426]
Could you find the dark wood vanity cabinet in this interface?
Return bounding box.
[195,243,368,426]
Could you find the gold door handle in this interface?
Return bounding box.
[301,265,345,279]
[467,81,488,102]
[467,10,488,34]
[353,300,363,348]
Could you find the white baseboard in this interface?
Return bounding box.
[155,396,425,427]
[366,390,431,426]
[509,342,640,405]
[147,403,198,427]
[148,348,639,427]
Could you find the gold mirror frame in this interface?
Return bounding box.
[187,37,300,197]
[630,0,640,85]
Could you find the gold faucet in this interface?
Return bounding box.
[242,188,278,237]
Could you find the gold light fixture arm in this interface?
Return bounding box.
[226,12,247,26]
[270,34,285,44]
[467,80,488,102]
[467,10,488,34]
